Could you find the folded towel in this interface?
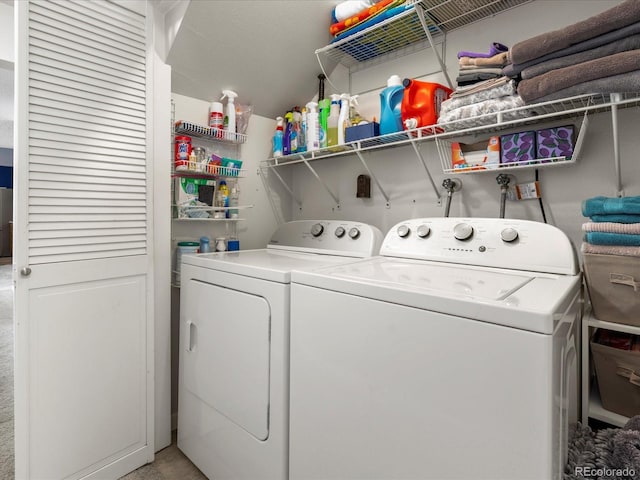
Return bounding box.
[330,0,398,36]
[581,242,640,257]
[510,0,640,65]
[589,214,640,224]
[529,70,640,104]
[583,196,640,217]
[517,50,640,104]
[442,80,516,112]
[584,232,640,246]
[456,72,503,86]
[582,222,640,234]
[451,76,511,97]
[458,42,508,59]
[503,20,640,77]
[459,52,509,68]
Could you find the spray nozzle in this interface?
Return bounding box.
[306,101,318,112]
[350,95,359,106]
[275,116,284,129]
[221,89,238,102]
[330,93,341,102]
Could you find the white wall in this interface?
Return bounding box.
[270,0,636,254]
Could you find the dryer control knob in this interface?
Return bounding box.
[348,227,360,239]
[397,225,410,238]
[311,223,324,237]
[501,227,519,243]
[453,223,474,241]
[335,226,346,238]
[417,225,431,238]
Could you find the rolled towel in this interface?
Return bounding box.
[584,231,640,246]
[581,242,640,257]
[582,222,640,234]
[509,0,640,65]
[582,196,640,217]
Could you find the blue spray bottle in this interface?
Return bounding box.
[273,116,284,157]
[283,111,293,155]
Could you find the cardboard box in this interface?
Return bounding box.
[345,122,380,143]
[500,131,536,164]
[591,330,640,418]
[536,125,574,160]
[451,136,500,171]
[583,253,640,327]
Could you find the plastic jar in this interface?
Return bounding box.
[175,241,199,286]
[215,237,227,252]
[199,236,211,253]
[175,136,192,171]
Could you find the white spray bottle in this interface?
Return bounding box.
[305,101,320,151]
[221,90,238,135]
[337,93,351,145]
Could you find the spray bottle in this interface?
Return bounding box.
[220,90,238,135]
[293,106,305,153]
[273,116,284,157]
[349,95,365,125]
[318,73,329,149]
[283,111,294,155]
[305,101,320,151]
[337,93,350,145]
[327,94,341,147]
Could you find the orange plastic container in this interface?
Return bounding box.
[401,79,452,130]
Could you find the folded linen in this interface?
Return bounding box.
[459,52,509,67]
[584,232,640,247]
[456,72,503,86]
[509,0,640,65]
[581,242,640,257]
[517,50,640,104]
[451,76,511,97]
[521,34,640,80]
[457,42,508,59]
[438,95,529,130]
[503,20,640,77]
[589,214,640,224]
[583,196,640,217]
[441,80,516,112]
[583,222,640,234]
[529,70,640,104]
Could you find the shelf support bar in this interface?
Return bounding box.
[414,2,453,89]
[410,139,441,203]
[303,159,340,207]
[354,150,390,205]
[268,165,303,208]
[610,93,623,197]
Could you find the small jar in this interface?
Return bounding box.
[215,237,227,252]
[174,135,192,171]
[193,147,207,172]
[199,236,211,253]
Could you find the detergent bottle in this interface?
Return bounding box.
[305,101,320,151]
[327,94,341,147]
[379,74,404,135]
[273,116,284,157]
[221,90,238,135]
[318,98,330,148]
[401,78,452,130]
[283,111,293,155]
[337,93,350,145]
[294,106,306,153]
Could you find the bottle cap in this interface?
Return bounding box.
[387,75,402,87]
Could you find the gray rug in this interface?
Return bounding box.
[0,264,13,480]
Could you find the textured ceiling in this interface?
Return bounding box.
[166,0,338,120]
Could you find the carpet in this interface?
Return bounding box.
[0,264,13,480]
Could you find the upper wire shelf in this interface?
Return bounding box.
[175,120,247,144]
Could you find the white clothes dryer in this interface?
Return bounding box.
[289,217,582,480]
[177,220,382,480]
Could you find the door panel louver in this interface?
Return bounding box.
[28,0,147,264]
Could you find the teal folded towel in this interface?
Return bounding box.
[590,214,640,224]
[582,196,640,217]
[584,231,640,246]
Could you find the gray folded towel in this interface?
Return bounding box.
[530,70,640,104]
[510,0,640,65]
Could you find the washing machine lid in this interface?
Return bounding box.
[182,248,363,283]
[291,257,581,334]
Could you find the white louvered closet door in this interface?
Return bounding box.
[14,1,154,479]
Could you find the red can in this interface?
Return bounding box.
[174,135,192,170]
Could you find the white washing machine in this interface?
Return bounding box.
[177,220,383,480]
[289,217,582,480]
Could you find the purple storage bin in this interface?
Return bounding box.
[500,131,536,164]
[536,126,574,160]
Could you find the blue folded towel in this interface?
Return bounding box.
[582,196,640,217]
[585,231,640,246]
[589,214,640,223]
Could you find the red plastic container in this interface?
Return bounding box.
[401,79,452,131]
[174,135,192,170]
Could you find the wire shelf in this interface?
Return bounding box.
[175,120,247,144]
[173,162,245,178]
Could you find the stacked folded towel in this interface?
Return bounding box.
[581,196,640,256]
[456,42,509,87]
[503,0,640,104]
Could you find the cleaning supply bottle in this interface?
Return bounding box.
[300,106,308,153]
[349,95,365,125]
[229,183,239,219]
[337,93,350,145]
[273,116,284,157]
[305,101,320,151]
[283,111,293,155]
[401,78,452,130]
[220,90,238,135]
[379,74,404,135]
[327,94,341,147]
[319,98,330,148]
[294,106,306,153]
[218,180,230,218]
[209,101,224,130]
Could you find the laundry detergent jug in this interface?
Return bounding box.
[379,74,404,136]
[401,78,452,130]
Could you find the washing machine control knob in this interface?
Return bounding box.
[453,223,474,241]
[397,225,410,238]
[501,227,519,243]
[417,225,431,238]
[334,226,345,238]
[348,227,360,239]
[311,223,324,237]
